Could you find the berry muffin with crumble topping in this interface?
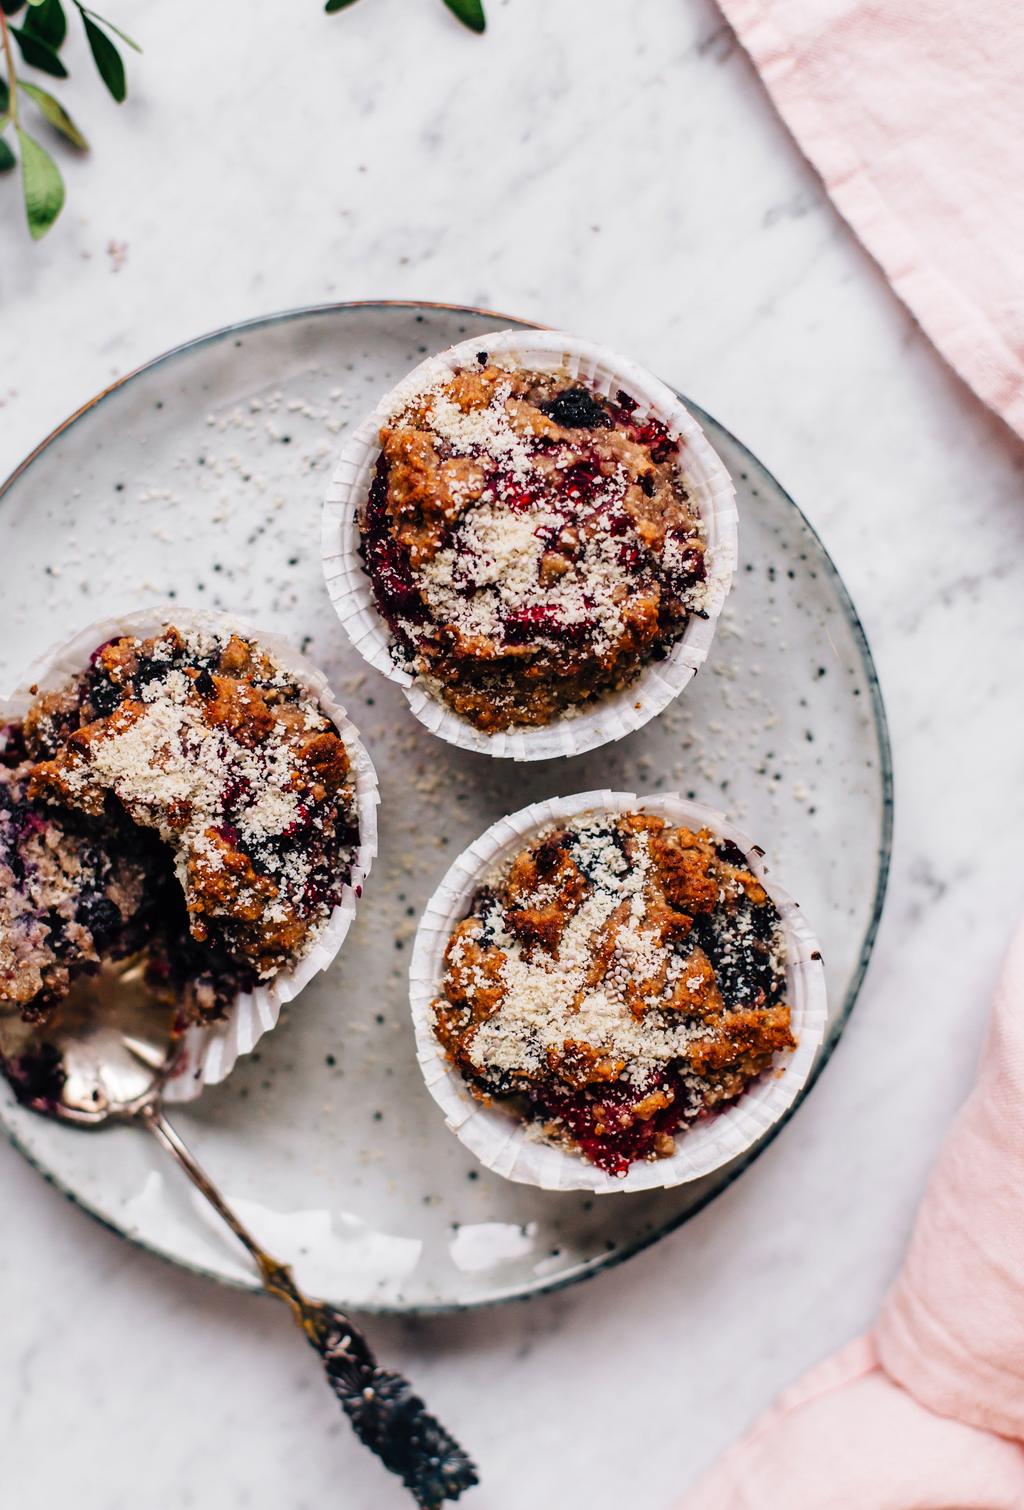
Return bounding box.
[410,792,825,1193]
[324,330,737,759]
[1,609,377,1097]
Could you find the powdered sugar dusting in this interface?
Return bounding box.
[362,362,712,732]
[37,627,358,980]
[438,812,789,1093]
[453,823,692,1084]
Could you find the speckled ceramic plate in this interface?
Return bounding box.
[0,302,892,1313]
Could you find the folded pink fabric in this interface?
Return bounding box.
[877,917,1024,1443]
[715,0,1024,439]
[681,1338,1024,1508]
[680,918,1024,1507]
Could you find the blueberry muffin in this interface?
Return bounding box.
[433,810,794,1175]
[1,625,360,1025]
[361,357,709,732]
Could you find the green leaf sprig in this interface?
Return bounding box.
[325,0,486,35]
[0,0,140,239]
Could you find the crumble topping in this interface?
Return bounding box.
[361,360,709,732]
[1,625,359,1026]
[433,811,794,1175]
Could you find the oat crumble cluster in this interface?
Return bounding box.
[433,812,794,1175]
[360,359,709,732]
[0,626,359,1026]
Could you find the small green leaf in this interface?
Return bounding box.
[325,0,361,9]
[0,77,8,113]
[10,23,68,75]
[0,0,27,16]
[80,6,139,52]
[24,0,66,48]
[20,79,87,147]
[441,0,485,32]
[16,123,64,237]
[82,12,125,100]
[0,136,16,172]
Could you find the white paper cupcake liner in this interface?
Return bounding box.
[409,790,827,1194]
[322,329,738,761]
[0,606,379,1102]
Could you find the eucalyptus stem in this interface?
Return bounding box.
[0,11,19,125]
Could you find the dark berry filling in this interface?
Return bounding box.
[360,454,423,650]
[540,386,613,430]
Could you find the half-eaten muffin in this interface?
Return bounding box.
[0,625,360,1026]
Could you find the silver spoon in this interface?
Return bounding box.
[0,953,478,1508]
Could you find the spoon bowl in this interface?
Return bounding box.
[0,953,178,1126]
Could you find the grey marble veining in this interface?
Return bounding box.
[1,0,1023,1507]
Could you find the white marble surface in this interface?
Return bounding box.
[1,1,1022,1506]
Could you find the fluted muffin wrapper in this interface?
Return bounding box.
[409,790,827,1193]
[1,606,379,1102]
[322,329,738,762]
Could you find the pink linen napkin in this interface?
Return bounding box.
[679,919,1024,1506]
[714,0,1024,439]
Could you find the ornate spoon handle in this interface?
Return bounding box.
[142,1106,478,1508]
